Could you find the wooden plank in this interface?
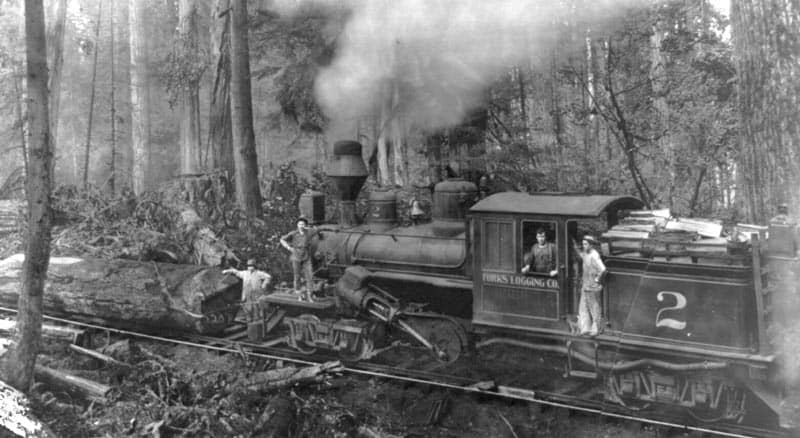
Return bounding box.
[610,224,656,232]
[602,230,651,240]
[629,208,671,218]
[664,218,723,237]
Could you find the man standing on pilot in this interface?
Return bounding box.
[222,259,272,322]
[280,217,321,301]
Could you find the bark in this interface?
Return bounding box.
[12,68,27,178]
[34,364,111,403]
[1,0,53,393]
[46,0,67,160]
[108,0,117,194]
[244,361,343,390]
[82,0,103,190]
[69,344,131,368]
[179,0,202,175]
[129,0,150,195]
[731,0,800,222]
[0,255,242,335]
[649,18,673,209]
[376,83,391,186]
[230,0,263,216]
[0,319,84,344]
[0,379,57,437]
[390,83,406,187]
[391,117,406,187]
[208,0,234,179]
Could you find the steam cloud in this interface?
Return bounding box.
[271,0,641,139]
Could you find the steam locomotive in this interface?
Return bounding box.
[249,140,798,432]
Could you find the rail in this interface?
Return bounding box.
[0,306,787,438]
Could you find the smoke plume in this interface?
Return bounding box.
[271,0,642,138]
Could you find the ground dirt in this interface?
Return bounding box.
[22,336,685,438]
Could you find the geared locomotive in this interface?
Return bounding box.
[248,140,799,433]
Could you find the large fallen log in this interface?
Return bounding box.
[0,254,241,335]
[0,379,58,438]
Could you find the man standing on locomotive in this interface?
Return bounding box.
[521,228,558,276]
[222,259,272,322]
[573,235,606,336]
[280,217,321,301]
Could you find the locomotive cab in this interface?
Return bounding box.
[469,192,643,334]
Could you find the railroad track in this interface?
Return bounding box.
[0,308,787,438]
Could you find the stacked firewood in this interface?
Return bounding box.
[601,209,757,264]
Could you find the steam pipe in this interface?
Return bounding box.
[477,338,728,372]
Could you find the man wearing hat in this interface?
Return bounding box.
[280,217,321,301]
[573,234,606,336]
[223,259,272,321]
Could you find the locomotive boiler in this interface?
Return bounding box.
[252,140,799,433]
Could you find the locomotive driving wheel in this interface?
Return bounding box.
[336,318,374,362]
[289,314,319,355]
[426,319,464,363]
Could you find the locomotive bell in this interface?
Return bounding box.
[327,140,368,227]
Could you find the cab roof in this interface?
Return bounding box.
[469,192,644,217]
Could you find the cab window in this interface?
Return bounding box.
[521,221,558,275]
[482,220,514,272]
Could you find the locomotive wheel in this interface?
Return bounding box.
[291,314,319,355]
[427,320,463,363]
[338,333,374,362]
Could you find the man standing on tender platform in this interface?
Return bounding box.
[280,217,321,301]
[573,235,606,336]
[222,259,271,322]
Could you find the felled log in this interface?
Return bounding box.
[0,254,241,335]
[0,318,85,344]
[0,379,58,438]
[34,365,111,404]
[69,344,131,368]
[244,361,343,391]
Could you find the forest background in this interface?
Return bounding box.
[1,0,795,225]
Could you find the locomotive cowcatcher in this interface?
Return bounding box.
[246,140,798,433]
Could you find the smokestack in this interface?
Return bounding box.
[327,140,368,227]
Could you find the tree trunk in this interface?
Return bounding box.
[390,83,406,187]
[2,0,53,393]
[13,68,28,178]
[376,85,391,186]
[108,0,117,194]
[129,0,150,196]
[229,0,263,216]
[731,0,800,222]
[179,0,202,175]
[0,255,241,335]
[46,0,66,169]
[209,0,234,181]
[650,18,673,209]
[82,0,103,190]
